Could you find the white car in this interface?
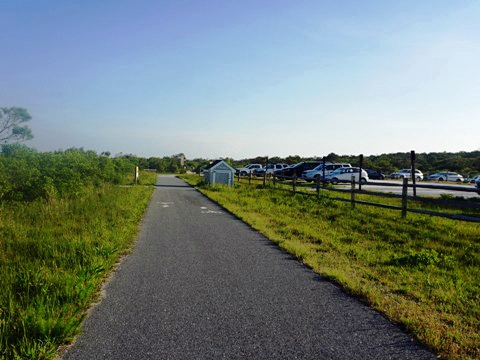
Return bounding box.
[254,163,289,177]
[327,167,369,184]
[235,164,263,176]
[390,169,424,181]
[427,172,464,182]
[302,163,351,182]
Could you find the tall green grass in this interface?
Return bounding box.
[0,182,154,359]
[180,175,480,360]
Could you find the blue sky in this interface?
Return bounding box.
[1,0,479,159]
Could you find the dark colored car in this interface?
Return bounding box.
[365,169,385,180]
[476,177,480,195]
[274,161,322,178]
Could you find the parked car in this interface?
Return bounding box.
[390,169,424,181]
[327,167,369,184]
[365,169,385,180]
[302,163,351,182]
[274,161,322,178]
[253,163,289,177]
[468,174,480,184]
[235,163,263,176]
[476,177,480,195]
[427,172,464,182]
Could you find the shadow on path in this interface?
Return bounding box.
[153,184,192,189]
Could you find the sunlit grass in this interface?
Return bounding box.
[0,183,153,359]
[180,174,480,360]
[136,170,158,185]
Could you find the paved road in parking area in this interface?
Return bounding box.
[364,180,479,198]
[320,179,478,198]
[61,175,436,359]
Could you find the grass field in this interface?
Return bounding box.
[0,172,157,359]
[180,174,480,360]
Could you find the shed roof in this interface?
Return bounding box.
[204,159,223,170]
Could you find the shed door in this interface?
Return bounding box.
[213,171,230,185]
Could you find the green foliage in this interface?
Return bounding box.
[147,156,180,173]
[0,144,157,359]
[0,185,153,359]
[0,146,140,201]
[390,249,455,268]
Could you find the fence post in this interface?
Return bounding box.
[411,150,417,197]
[402,177,408,218]
[351,175,356,209]
[134,166,139,184]
[322,156,326,186]
[358,154,363,191]
[316,174,320,199]
[293,173,297,194]
[249,171,252,184]
[263,157,268,187]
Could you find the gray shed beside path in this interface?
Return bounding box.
[203,160,235,186]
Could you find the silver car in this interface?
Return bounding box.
[390,169,424,181]
[427,172,464,182]
[469,174,480,184]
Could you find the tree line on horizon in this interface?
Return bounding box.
[185,150,480,178]
[1,106,478,179]
[114,150,478,178]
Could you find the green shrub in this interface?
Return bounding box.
[0,146,141,201]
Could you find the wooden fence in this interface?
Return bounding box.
[236,171,480,223]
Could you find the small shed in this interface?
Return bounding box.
[203,160,235,186]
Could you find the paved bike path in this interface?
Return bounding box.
[62,175,435,359]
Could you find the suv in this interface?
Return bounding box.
[274,161,322,178]
[327,167,369,184]
[235,164,263,176]
[390,169,424,181]
[476,177,480,195]
[302,163,351,182]
[253,163,289,177]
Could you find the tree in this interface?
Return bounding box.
[0,107,34,144]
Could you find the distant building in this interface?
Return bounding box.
[174,153,185,168]
[203,160,235,186]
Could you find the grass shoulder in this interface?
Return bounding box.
[0,183,154,359]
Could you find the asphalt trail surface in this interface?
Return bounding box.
[62,175,436,359]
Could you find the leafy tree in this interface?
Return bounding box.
[0,107,34,143]
[284,155,302,164]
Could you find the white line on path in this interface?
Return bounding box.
[200,206,222,214]
[158,202,174,208]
